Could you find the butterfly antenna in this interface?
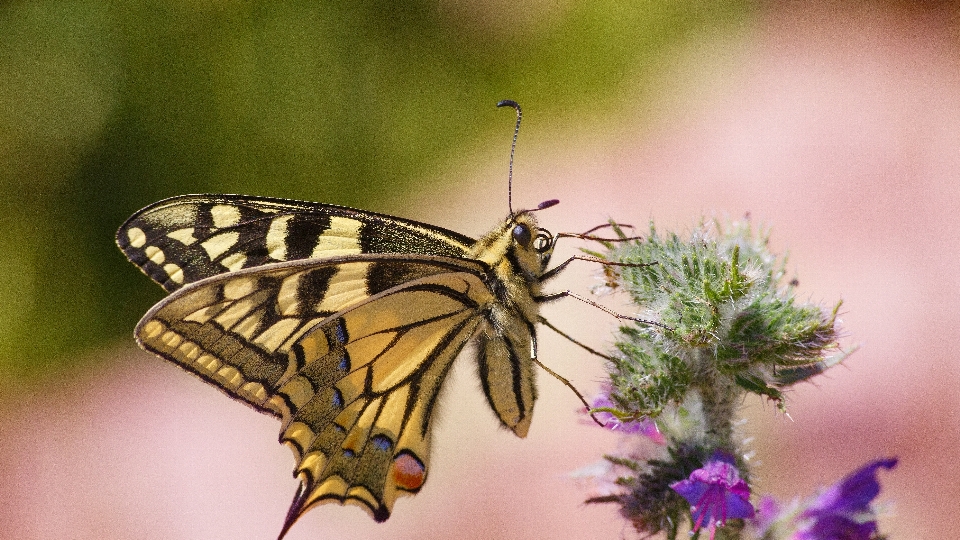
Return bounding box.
[497,99,522,215]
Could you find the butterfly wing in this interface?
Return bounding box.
[135,254,496,526]
[117,195,475,292]
[121,195,555,534]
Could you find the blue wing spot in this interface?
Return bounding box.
[343,449,356,458]
[334,318,349,344]
[371,434,393,453]
[338,353,350,372]
[332,388,344,408]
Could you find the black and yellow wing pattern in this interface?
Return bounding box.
[117,194,556,537]
[117,195,474,292]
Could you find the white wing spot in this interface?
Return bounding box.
[163,263,184,284]
[266,395,287,417]
[196,354,221,373]
[223,277,256,300]
[220,252,247,272]
[240,382,268,404]
[160,331,182,349]
[220,253,247,272]
[310,216,363,258]
[267,215,294,261]
[127,227,147,248]
[140,320,165,339]
[210,205,242,228]
[145,246,165,265]
[254,318,301,352]
[177,340,202,361]
[216,365,244,389]
[317,262,370,312]
[201,231,239,260]
[167,228,197,246]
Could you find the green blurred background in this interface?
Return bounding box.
[0,0,746,381]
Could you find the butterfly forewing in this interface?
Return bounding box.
[117,195,475,292]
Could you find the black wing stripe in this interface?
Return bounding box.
[284,213,332,260]
[117,195,477,291]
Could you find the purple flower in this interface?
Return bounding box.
[753,495,787,536]
[670,452,755,540]
[587,387,665,444]
[795,458,898,540]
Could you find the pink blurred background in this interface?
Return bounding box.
[3,3,957,538]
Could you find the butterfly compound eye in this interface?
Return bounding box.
[512,223,532,247]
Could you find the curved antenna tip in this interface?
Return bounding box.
[538,199,560,210]
[497,99,521,110]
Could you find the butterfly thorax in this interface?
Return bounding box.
[467,212,554,325]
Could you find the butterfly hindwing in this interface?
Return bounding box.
[278,267,492,526]
[136,253,501,523]
[117,195,475,292]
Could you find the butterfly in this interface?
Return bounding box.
[116,101,616,538]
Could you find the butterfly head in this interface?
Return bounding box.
[508,200,558,277]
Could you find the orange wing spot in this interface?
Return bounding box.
[391,452,426,491]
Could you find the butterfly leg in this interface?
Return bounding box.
[531,355,605,427]
[538,316,615,362]
[539,255,655,283]
[578,222,635,236]
[554,222,650,243]
[535,290,672,331]
[529,323,604,426]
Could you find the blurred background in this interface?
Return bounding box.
[1,1,957,538]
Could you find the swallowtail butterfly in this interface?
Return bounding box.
[118,101,614,537]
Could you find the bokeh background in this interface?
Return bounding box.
[1,1,957,538]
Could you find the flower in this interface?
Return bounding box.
[670,452,755,540]
[753,495,786,536]
[794,458,898,540]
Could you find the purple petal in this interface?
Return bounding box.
[804,458,898,517]
[724,492,757,521]
[795,514,877,540]
[753,496,783,535]
[670,454,756,534]
[671,477,710,503]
